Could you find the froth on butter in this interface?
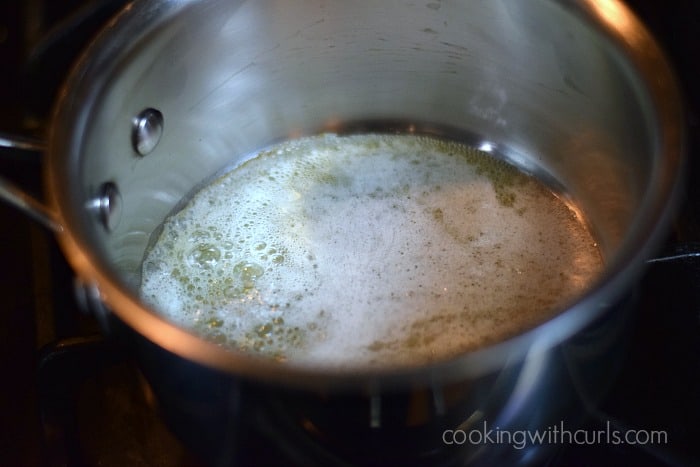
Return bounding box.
[140,134,603,369]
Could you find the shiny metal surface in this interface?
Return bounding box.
[49,0,683,377]
[131,108,164,156]
[0,175,61,232]
[2,0,687,463]
[0,133,46,153]
[85,181,122,232]
[0,132,59,231]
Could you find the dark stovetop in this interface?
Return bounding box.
[0,1,699,466]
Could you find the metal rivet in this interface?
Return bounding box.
[73,277,111,332]
[88,181,122,232]
[132,108,164,156]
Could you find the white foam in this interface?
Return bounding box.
[140,134,603,368]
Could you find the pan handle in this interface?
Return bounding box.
[0,132,63,232]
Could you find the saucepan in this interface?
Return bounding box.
[0,0,684,464]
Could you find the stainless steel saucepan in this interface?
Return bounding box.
[0,0,684,464]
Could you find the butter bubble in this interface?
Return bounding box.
[187,243,221,269]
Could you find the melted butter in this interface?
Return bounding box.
[140,134,603,368]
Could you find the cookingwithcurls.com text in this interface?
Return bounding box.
[442,421,668,450]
